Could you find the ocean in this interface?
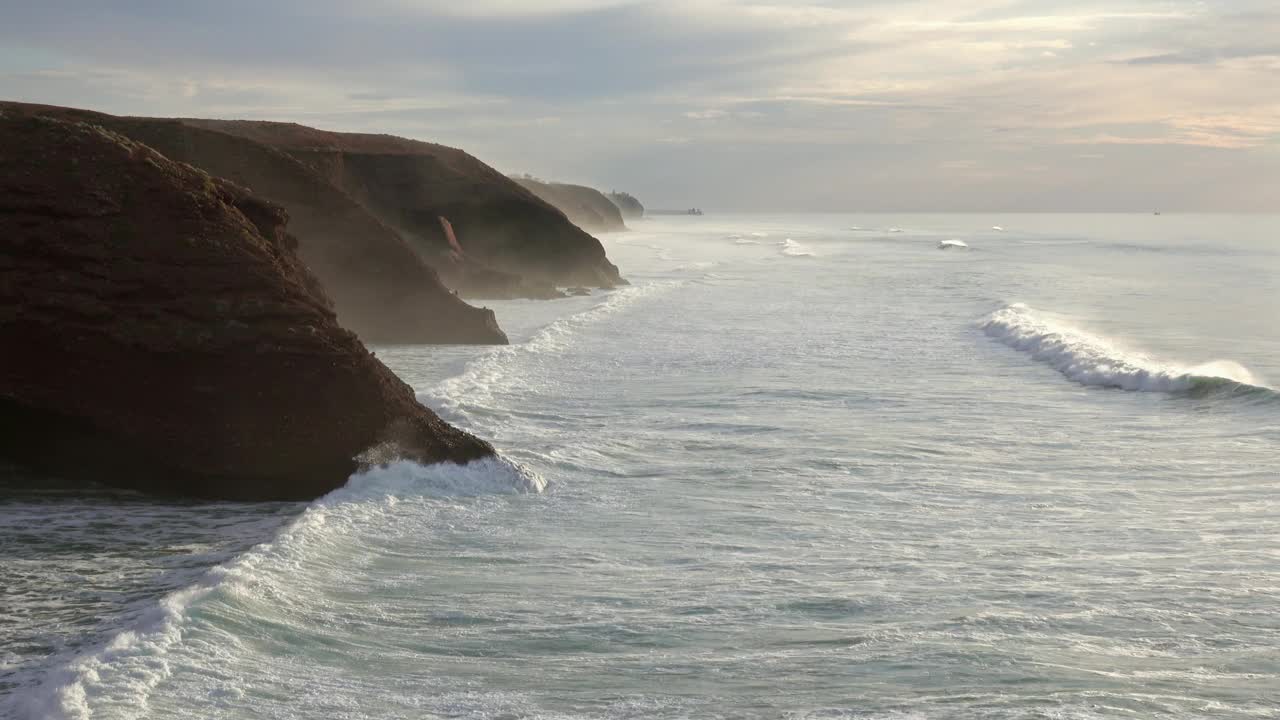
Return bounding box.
[2,214,1278,719]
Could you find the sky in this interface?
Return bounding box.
[2,0,1277,211]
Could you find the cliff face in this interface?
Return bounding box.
[0,101,507,344]
[607,191,645,220]
[513,178,627,233]
[0,116,495,499]
[183,120,626,295]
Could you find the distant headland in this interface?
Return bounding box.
[649,208,705,216]
[0,100,645,500]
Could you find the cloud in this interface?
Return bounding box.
[1123,46,1280,66]
[1,0,1276,209]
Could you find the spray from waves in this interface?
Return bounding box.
[779,239,815,258]
[3,457,542,720]
[644,244,677,261]
[981,303,1275,399]
[424,282,682,426]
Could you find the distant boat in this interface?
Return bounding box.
[939,239,969,250]
[992,225,1005,231]
[1154,211,1161,216]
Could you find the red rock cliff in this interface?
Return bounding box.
[182,119,626,295]
[0,101,508,344]
[0,115,495,499]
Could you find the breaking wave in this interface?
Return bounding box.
[779,239,815,257]
[2,456,542,720]
[981,304,1275,399]
[425,282,681,426]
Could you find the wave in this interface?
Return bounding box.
[981,304,1275,399]
[3,456,542,720]
[779,239,815,257]
[644,244,676,261]
[425,282,681,426]
[7,285,679,720]
[672,260,720,271]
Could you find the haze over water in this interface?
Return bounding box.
[3,214,1279,719]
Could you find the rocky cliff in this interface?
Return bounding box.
[513,177,627,233]
[0,101,508,344]
[182,119,626,296]
[606,191,645,220]
[0,115,495,499]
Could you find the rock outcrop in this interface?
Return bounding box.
[0,116,495,499]
[513,177,627,233]
[181,119,625,296]
[0,101,508,344]
[606,191,645,220]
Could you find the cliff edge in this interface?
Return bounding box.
[0,115,495,499]
[606,191,645,220]
[183,119,626,296]
[513,177,627,233]
[0,101,508,344]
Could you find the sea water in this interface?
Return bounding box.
[2,214,1278,719]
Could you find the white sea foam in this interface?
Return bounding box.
[5,288,662,716]
[888,227,904,233]
[425,282,681,425]
[981,303,1270,395]
[992,225,1005,232]
[673,261,719,271]
[3,457,541,720]
[939,239,969,250]
[779,239,815,257]
[645,244,677,261]
[749,232,770,238]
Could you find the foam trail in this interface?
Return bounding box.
[3,456,542,720]
[673,261,718,271]
[425,282,681,424]
[981,304,1273,397]
[779,239,815,257]
[645,244,676,261]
